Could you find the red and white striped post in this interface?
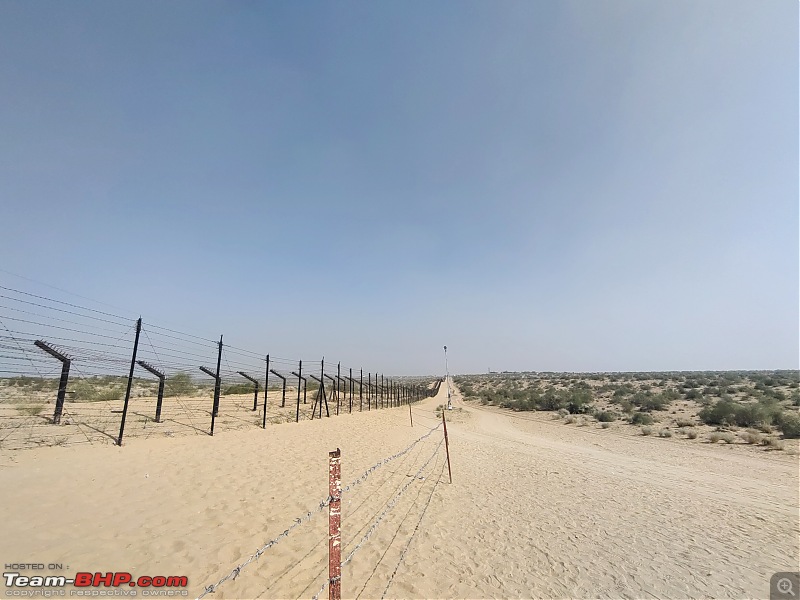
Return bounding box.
[328,448,342,600]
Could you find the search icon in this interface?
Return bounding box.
[772,573,800,600]
[778,578,796,597]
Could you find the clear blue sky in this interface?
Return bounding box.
[0,1,797,375]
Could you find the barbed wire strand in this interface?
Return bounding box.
[380,455,447,599]
[310,437,444,600]
[195,422,442,600]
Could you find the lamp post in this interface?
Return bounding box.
[444,345,452,410]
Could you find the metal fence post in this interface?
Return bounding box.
[117,317,142,446]
[33,340,71,425]
[262,355,270,428]
[137,360,165,423]
[328,448,342,600]
[442,411,452,484]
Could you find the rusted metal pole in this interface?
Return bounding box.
[442,411,452,484]
[328,448,342,600]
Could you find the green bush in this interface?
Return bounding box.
[631,391,669,412]
[566,389,593,414]
[595,410,617,422]
[778,413,800,439]
[537,390,566,411]
[70,379,124,402]
[630,412,654,426]
[223,383,255,395]
[699,399,780,428]
[165,372,195,397]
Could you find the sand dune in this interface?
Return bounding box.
[1,382,797,599]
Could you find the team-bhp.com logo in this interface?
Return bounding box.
[4,572,188,597]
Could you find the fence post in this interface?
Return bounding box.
[269,369,287,408]
[291,363,309,422]
[237,371,260,412]
[136,360,165,423]
[116,318,142,446]
[359,369,363,412]
[409,402,413,427]
[442,411,452,484]
[328,448,342,600]
[349,367,353,413]
[33,340,71,425]
[200,365,220,435]
[213,336,223,418]
[262,355,270,428]
[295,361,302,423]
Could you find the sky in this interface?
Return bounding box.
[0,1,797,375]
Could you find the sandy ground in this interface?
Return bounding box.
[1,381,798,599]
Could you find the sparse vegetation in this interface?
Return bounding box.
[630,412,654,426]
[449,370,800,454]
[165,372,195,397]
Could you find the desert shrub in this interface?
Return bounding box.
[675,418,695,427]
[686,429,698,439]
[777,413,800,439]
[761,436,785,449]
[165,372,195,397]
[600,422,611,429]
[708,432,735,444]
[740,431,762,444]
[658,428,672,438]
[557,408,569,417]
[698,400,738,426]
[15,402,45,416]
[537,390,567,411]
[630,412,654,426]
[632,391,669,412]
[70,379,123,402]
[223,383,254,395]
[595,410,617,422]
[700,398,782,429]
[566,389,593,414]
[641,426,653,436]
[564,415,576,424]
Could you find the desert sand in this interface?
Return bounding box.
[1,381,798,599]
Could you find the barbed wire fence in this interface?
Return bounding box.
[190,419,449,600]
[0,284,442,450]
